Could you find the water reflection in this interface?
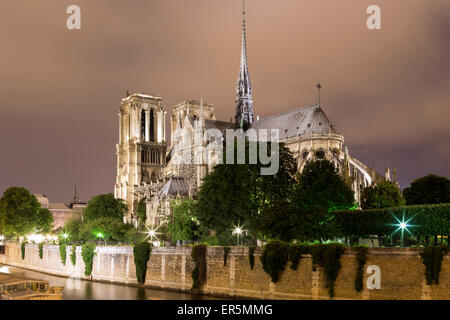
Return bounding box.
[0,265,220,300]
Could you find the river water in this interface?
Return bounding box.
[0,264,219,300]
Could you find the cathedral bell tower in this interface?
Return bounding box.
[235,0,254,130]
[114,93,167,224]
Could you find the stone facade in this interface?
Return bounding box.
[2,244,449,300]
[114,94,168,223]
[33,193,85,230]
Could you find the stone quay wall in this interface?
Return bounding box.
[2,243,449,300]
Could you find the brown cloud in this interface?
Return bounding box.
[0,0,449,202]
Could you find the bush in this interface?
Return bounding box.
[124,228,146,244]
[260,241,289,283]
[288,243,310,270]
[70,244,77,265]
[248,246,256,270]
[61,218,83,242]
[311,243,345,297]
[133,242,152,284]
[421,245,449,285]
[353,246,368,292]
[191,244,208,290]
[333,203,450,239]
[21,242,26,260]
[38,243,43,259]
[223,247,230,266]
[80,217,135,243]
[323,244,345,297]
[59,244,67,265]
[81,243,96,276]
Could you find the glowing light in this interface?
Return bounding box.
[27,234,45,243]
[390,212,416,247]
[231,222,247,246]
[232,224,246,235]
[62,233,69,239]
[142,225,162,242]
[96,233,104,239]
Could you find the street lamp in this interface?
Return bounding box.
[61,232,69,244]
[96,232,104,245]
[391,212,415,247]
[232,223,246,246]
[141,225,162,246]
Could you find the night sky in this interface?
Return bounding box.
[0,0,449,203]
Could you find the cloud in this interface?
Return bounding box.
[0,0,449,201]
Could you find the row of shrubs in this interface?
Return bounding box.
[333,203,450,239]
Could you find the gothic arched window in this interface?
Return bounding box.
[315,150,326,160]
[150,109,155,142]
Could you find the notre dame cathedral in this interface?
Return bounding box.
[114,4,395,226]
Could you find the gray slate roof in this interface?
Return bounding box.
[249,104,339,140]
[205,119,235,135]
[158,176,191,197]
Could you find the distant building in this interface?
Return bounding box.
[33,186,86,230]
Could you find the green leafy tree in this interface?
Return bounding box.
[36,208,54,234]
[293,160,355,212]
[163,198,205,242]
[80,217,135,243]
[0,187,49,236]
[256,201,330,242]
[61,218,84,242]
[83,193,127,222]
[361,181,405,209]
[194,141,297,240]
[403,174,450,205]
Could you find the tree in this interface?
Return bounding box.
[194,141,297,241]
[361,181,405,209]
[80,217,135,243]
[61,217,84,242]
[36,208,54,234]
[0,187,47,236]
[256,201,330,242]
[403,174,450,205]
[136,197,147,227]
[293,160,355,212]
[163,198,205,242]
[83,193,128,222]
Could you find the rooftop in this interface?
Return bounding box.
[250,104,340,140]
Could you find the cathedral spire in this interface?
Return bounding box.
[73,183,78,202]
[235,0,253,130]
[317,83,322,107]
[385,163,391,181]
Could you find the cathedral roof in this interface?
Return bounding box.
[157,176,191,198]
[204,119,235,135]
[249,104,339,140]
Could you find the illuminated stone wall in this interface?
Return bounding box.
[3,244,449,300]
